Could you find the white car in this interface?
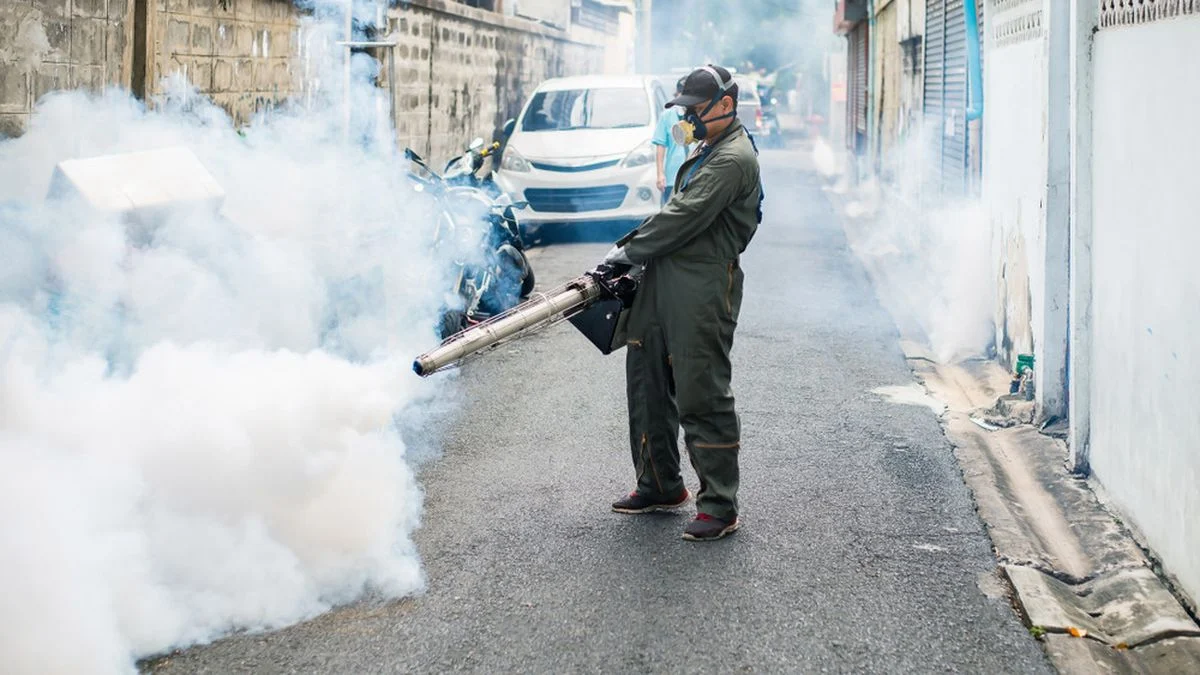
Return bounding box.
[494,75,670,240]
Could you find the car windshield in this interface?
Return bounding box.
[520,87,650,132]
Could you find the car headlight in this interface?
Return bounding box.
[621,140,655,169]
[500,147,532,172]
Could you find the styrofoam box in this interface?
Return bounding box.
[48,146,226,220]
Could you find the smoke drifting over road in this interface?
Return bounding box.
[823,123,997,364]
[0,10,458,674]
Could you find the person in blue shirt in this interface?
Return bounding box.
[652,76,692,204]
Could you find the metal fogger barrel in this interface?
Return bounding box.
[412,264,638,377]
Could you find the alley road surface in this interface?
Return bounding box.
[150,150,1051,673]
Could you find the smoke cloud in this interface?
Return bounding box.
[0,10,462,674]
[824,121,997,363]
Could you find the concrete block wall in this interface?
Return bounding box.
[2,0,604,157]
[147,0,303,126]
[385,0,603,164]
[0,0,133,136]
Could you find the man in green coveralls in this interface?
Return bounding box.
[603,65,763,541]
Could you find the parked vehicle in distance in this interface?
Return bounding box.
[733,76,781,147]
[493,75,669,243]
[750,79,785,148]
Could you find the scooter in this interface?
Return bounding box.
[406,147,535,339]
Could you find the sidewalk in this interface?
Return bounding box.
[830,166,1200,673]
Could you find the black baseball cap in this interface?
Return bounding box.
[666,65,737,109]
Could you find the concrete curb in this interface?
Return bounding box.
[1003,564,1200,647]
[913,358,1200,673]
[1043,634,1200,674]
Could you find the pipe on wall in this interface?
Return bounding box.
[964,0,984,121]
[866,0,875,170]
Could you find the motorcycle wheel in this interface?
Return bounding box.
[479,244,527,315]
[438,309,468,340]
[519,251,536,298]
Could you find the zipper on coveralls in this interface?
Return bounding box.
[641,433,663,494]
[726,262,735,315]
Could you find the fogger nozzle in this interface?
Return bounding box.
[412,278,603,377]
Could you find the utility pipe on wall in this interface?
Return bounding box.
[866,0,875,173]
[964,0,984,121]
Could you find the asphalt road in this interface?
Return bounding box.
[148,150,1052,674]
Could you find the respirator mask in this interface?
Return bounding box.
[671,66,737,146]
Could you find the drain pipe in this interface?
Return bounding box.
[866,0,876,176]
[964,0,984,121]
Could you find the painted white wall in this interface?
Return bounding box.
[981,10,1047,373]
[1089,14,1200,606]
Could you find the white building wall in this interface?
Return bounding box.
[1089,13,1200,605]
[981,0,1048,373]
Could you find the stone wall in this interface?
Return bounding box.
[147,0,303,125]
[0,0,133,136]
[384,0,603,164]
[1,0,605,159]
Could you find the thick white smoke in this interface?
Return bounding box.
[0,12,459,674]
[823,126,997,363]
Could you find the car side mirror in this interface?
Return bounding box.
[502,118,517,138]
[512,200,528,210]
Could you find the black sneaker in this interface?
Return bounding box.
[611,489,691,514]
[682,513,740,541]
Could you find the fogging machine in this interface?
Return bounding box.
[412,263,639,377]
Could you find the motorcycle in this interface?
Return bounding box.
[758,86,786,149]
[442,136,504,197]
[406,146,535,339]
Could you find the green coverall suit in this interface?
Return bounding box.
[615,118,762,521]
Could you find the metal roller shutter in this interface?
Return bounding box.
[923,0,945,195]
[853,24,868,136]
[923,0,969,198]
[846,24,869,154]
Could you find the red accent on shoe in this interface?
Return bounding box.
[695,513,716,522]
